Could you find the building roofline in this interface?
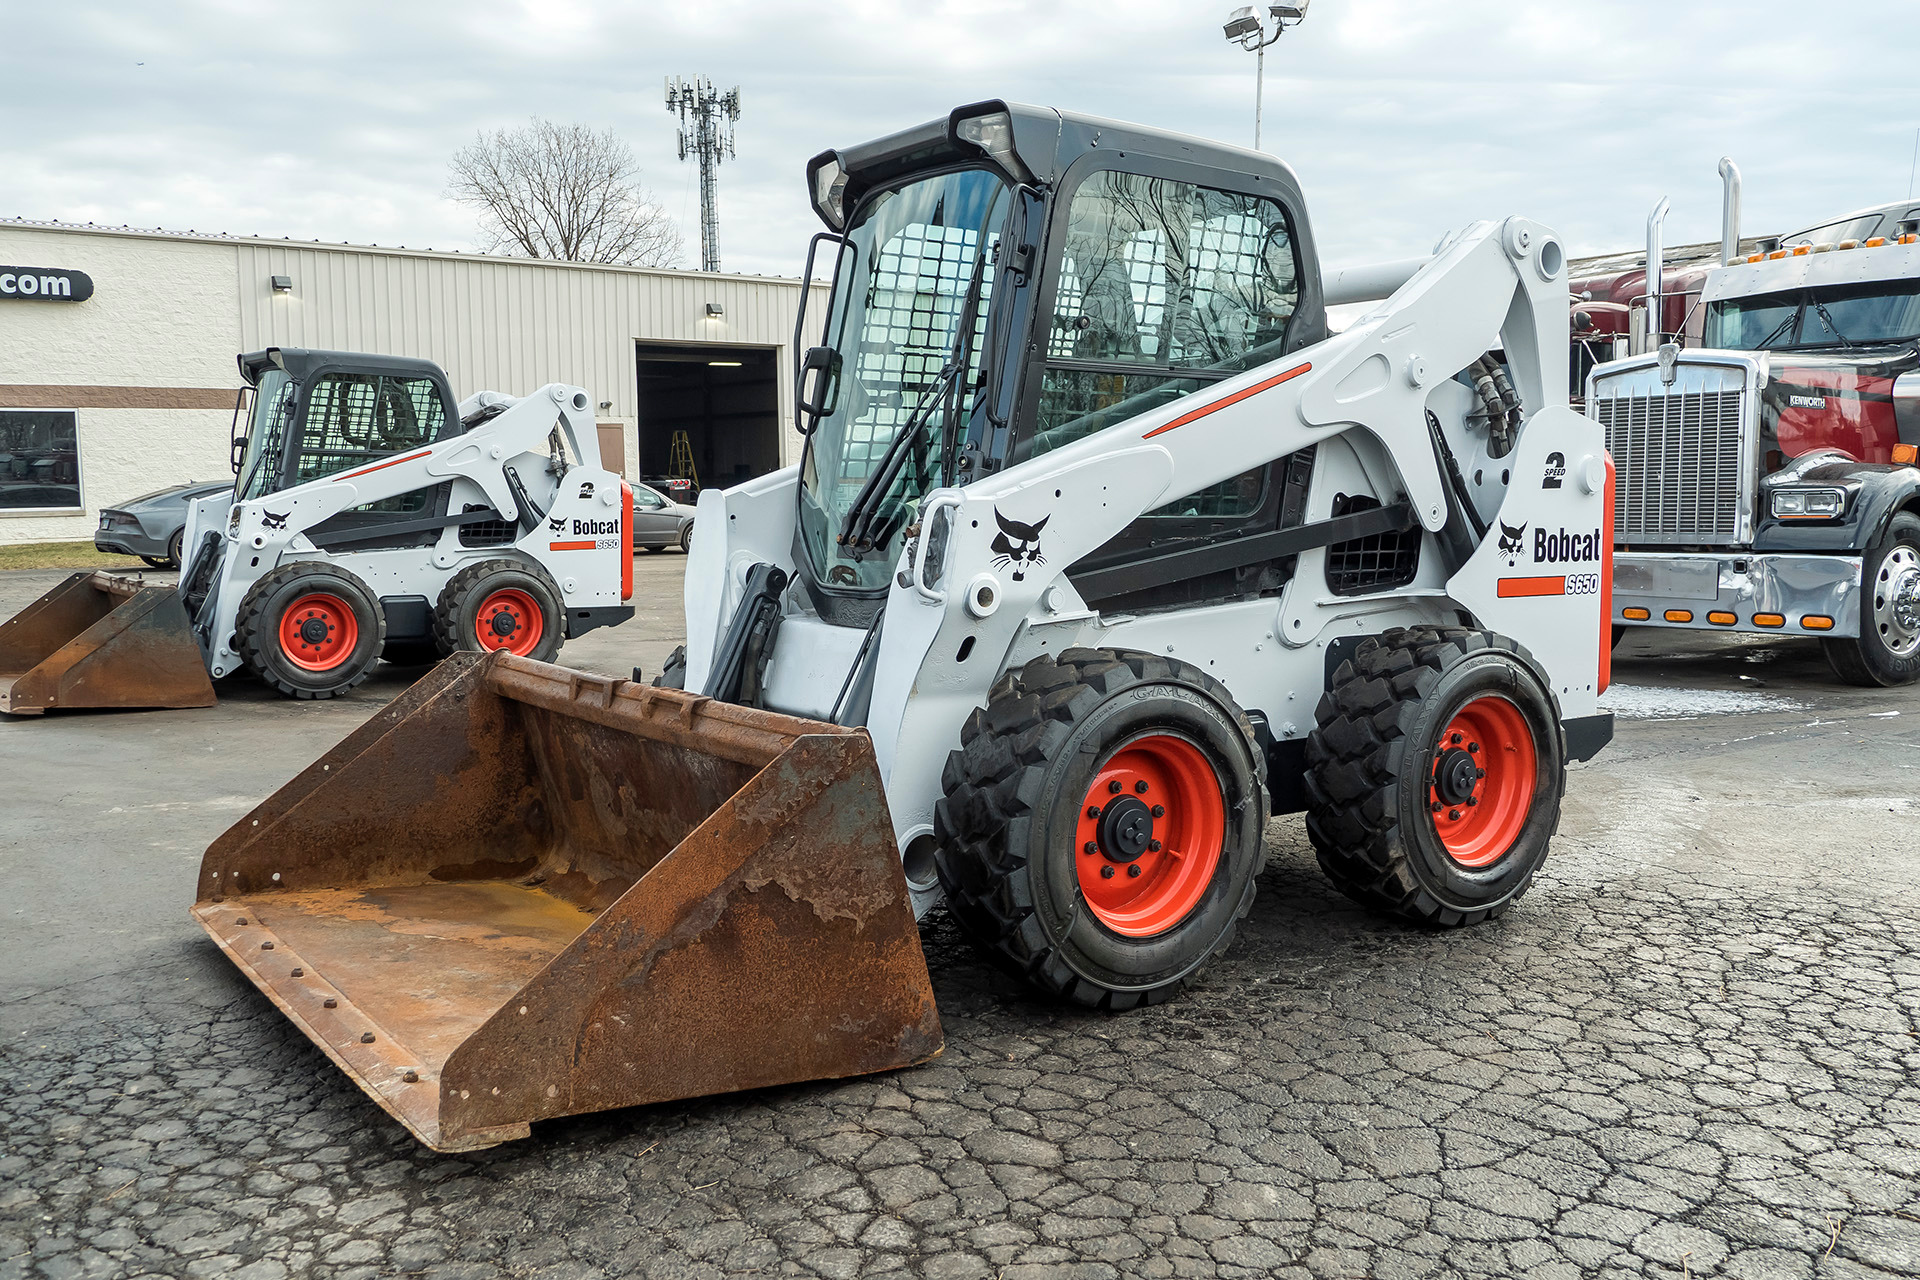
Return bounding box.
[0,217,823,288]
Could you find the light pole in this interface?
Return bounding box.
[1223,3,1310,151]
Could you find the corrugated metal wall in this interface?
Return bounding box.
[230,242,826,462]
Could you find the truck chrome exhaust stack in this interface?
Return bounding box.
[1719,157,1742,266]
[1644,196,1671,353]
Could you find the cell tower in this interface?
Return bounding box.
[665,76,741,274]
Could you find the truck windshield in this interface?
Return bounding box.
[235,369,298,500]
[798,168,1009,593]
[1707,279,1920,350]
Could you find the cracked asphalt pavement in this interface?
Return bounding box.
[2,560,1917,1279]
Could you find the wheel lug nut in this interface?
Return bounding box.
[1127,864,1142,877]
[1466,797,1478,807]
[1475,768,1485,779]
[1108,780,1122,794]
[1087,805,1102,819]
[1448,809,1462,821]
[1451,733,1463,745]
[1431,801,1442,813]
[1467,742,1479,754]
[1151,804,1164,818]
[1135,780,1148,793]
[1148,839,1162,852]
[1084,841,1098,855]
[1100,865,1115,879]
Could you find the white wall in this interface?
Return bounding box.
[0,227,241,542]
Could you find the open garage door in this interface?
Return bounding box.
[634,344,780,497]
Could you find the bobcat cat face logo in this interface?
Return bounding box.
[260,510,289,531]
[1497,519,1527,565]
[990,509,1049,582]
[547,515,567,533]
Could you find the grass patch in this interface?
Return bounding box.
[0,541,154,572]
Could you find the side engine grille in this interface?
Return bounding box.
[1594,387,1746,544]
[1324,494,1421,596]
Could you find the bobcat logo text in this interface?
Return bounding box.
[1534,526,1603,564]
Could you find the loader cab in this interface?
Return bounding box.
[794,101,1328,622]
[233,348,465,549]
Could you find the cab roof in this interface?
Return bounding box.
[806,100,1308,231]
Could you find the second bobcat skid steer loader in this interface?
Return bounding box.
[0,348,633,713]
[195,102,1612,1152]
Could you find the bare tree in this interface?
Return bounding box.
[448,119,683,267]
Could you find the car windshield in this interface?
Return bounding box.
[797,167,1010,593]
[1706,280,1920,350]
[235,369,298,500]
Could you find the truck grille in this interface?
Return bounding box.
[1594,387,1746,545]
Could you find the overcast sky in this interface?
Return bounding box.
[7,1,1918,279]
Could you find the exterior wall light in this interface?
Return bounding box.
[270,275,293,293]
[705,302,725,317]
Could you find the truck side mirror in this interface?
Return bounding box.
[797,346,840,435]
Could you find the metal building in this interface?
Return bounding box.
[0,219,823,545]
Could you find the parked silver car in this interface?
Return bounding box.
[630,481,696,552]
[94,480,233,568]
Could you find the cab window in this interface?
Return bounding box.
[1027,169,1299,517]
[297,374,448,484]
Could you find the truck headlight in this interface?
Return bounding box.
[1770,486,1848,519]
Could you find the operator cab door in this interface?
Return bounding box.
[1011,157,1318,613]
[288,368,464,551]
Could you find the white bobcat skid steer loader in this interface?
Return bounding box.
[671,102,1617,1006]
[0,348,633,712]
[177,348,634,699]
[187,104,1611,1155]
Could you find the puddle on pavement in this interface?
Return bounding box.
[1600,683,1808,720]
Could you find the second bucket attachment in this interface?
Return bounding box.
[0,572,216,715]
[193,652,942,1152]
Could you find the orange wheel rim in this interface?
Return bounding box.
[279,593,358,672]
[1429,695,1537,867]
[474,588,543,655]
[1074,734,1225,937]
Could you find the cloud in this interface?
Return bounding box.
[8,0,1919,277]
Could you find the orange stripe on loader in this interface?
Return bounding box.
[1142,363,1311,439]
[549,540,595,551]
[1497,576,1566,598]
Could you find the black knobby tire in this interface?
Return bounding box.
[234,562,387,700]
[1304,625,1566,927]
[1823,511,1920,688]
[932,648,1268,1010]
[432,558,565,663]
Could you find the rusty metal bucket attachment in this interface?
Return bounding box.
[0,572,216,715]
[192,651,942,1152]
